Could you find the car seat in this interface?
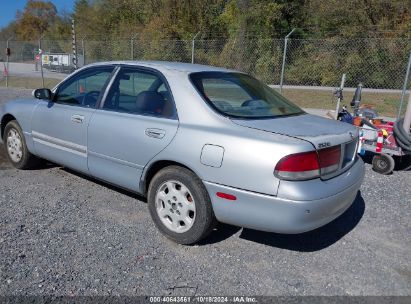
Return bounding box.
[135,91,166,115]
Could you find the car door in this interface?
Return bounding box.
[87,66,179,192]
[31,66,115,174]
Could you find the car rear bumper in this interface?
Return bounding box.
[203,157,365,233]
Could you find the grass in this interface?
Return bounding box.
[283,88,408,118]
[0,77,60,89]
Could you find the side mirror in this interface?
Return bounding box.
[32,88,52,100]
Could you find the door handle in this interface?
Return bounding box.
[71,114,84,124]
[145,128,166,139]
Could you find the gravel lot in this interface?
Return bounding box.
[0,88,410,296]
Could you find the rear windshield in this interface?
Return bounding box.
[190,72,304,119]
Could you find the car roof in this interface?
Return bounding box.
[86,60,235,74]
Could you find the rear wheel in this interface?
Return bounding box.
[147,166,217,244]
[4,120,39,169]
[372,153,395,175]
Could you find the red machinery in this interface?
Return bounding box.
[337,83,411,174]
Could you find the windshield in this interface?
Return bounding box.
[190,72,304,119]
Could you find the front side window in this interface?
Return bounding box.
[103,67,175,118]
[55,67,114,108]
[190,72,304,119]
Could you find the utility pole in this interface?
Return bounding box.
[81,35,87,67]
[38,35,45,88]
[279,28,296,93]
[191,32,200,64]
[72,19,78,70]
[334,74,346,119]
[131,33,138,60]
[5,37,12,87]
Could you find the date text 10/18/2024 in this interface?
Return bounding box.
[149,296,258,303]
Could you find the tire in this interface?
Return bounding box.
[147,166,217,245]
[3,120,40,169]
[393,119,411,154]
[372,153,395,175]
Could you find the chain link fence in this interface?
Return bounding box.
[284,38,410,89]
[1,37,410,116]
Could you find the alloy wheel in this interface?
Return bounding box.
[155,180,196,233]
[6,128,23,163]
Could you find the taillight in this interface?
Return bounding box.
[274,151,320,180]
[318,146,341,175]
[275,146,341,181]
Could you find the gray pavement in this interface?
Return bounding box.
[2,62,67,79]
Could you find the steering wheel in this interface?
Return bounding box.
[83,91,100,107]
[241,99,269,108]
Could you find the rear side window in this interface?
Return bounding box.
[103,68,176,118]
[190,72,303,119]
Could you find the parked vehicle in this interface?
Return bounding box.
[0,61,365,244]
[42,53,84,73]
[337,83,411,174]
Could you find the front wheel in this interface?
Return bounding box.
[147,166,217,245]
[4,120,40,169]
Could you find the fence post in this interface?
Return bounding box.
[38,36,45,88]
[279,28,296,93]
[131,34,138,60]
[334,73,346,119]
[5,37,12,87]
[398,52,411,119]
[81,36,86,66]
[191,32,200,64]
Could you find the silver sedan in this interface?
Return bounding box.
[0,61,364,244]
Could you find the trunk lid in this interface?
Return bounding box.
[232,113,359,179]
[231,113,358,149]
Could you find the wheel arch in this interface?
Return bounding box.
[1,114,17,141]
[141,160,201,196]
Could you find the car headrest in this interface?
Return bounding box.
[213,100,234,111]
[135,91,166,115]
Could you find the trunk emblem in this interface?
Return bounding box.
[318,142,331,148]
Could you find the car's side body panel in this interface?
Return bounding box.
[145,124,311,196]
[88,110,179,192]
[31,101,96,174]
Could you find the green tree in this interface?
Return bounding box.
[15,0,57,40]
[304,0,411,38]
